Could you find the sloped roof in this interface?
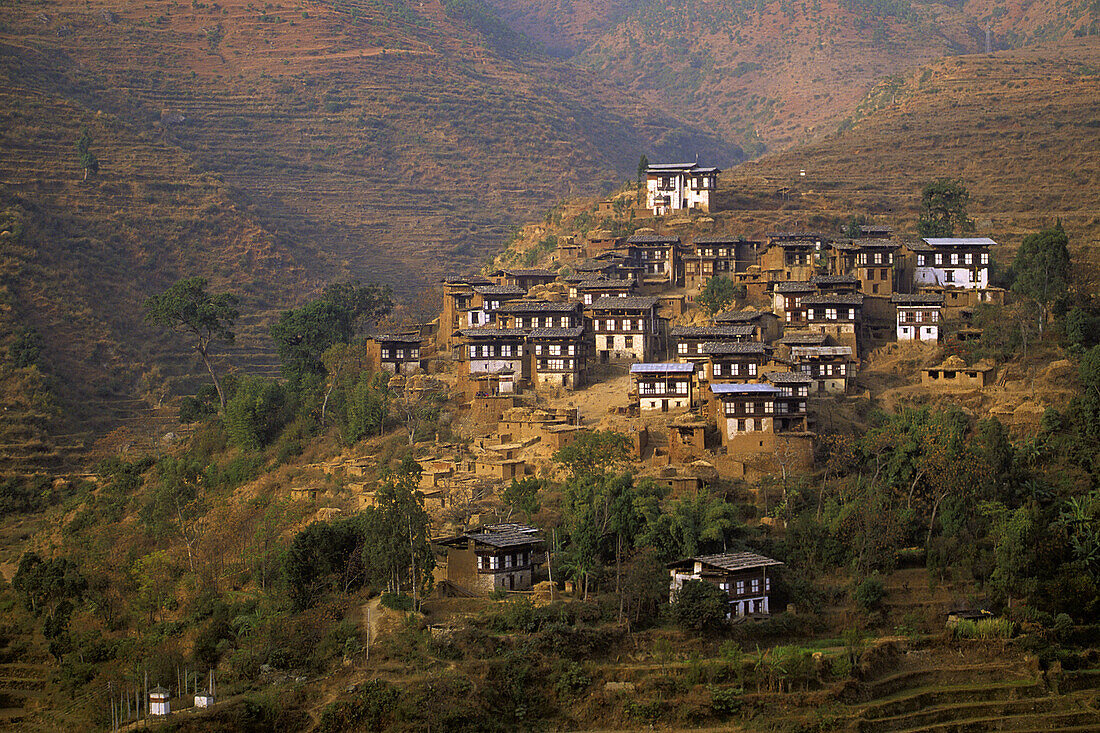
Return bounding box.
[892,293,944,305]
[790,345,852,357]
[473,285,527,296]
[528,327,585,338]
[702,341,769,355]
[630,362,696,374]
[444,275,493,285]
[626,234,681,245]
[498,300,580,314]
[589,295,660,310]
[670,325,756,338]
[709,383,780,394]
[714,309,772,323]
[372,333,422,343]
[436,523,544,549]
[765,371,814,384]
[802,294,865,306]
[461,328,528,338]
[497,268,558,277]
[811,274,859,286]
[922,237,997,247]
[667,551,783,572]
[773,281,815,293]
[777,332,829,346]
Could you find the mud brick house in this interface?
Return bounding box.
[714,309,781,343]
[710,382,814,464]
[764,371,812,433]
[892,292,944,342]
[585,229,622,256]
[491,268,559,291]
[630,362,696,412]
[370,334,422,374]
[460,328,528,381]
[625,234,683,287]
[669,420,707,462]
[916,284,1005,319]
[667,552,783,616]
[672,325,757,379]
[465,284,526,328]
[761,232,827,282]
[588,295,662,362]
[789,345,853,394]
[440,275,493,354]
[645,162,720,216]
[703,341,779,384]
[528,326,587,389]
[922,356,996,389]
[829,239,899,296]
[810,274,860,296]
[905,237,994,290]
[575,277,637,305]
[803,294,864,352]
[497,300,583,330]
[771,281,815,326]
[435,523,545,594]
[682,236,763,289]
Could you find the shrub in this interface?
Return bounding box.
[1052,613,1073,641]
[708,685,743,717]
[552,661,591,700]
[952,617,1015,639]
[224,376,290,449]
[380,592,413,612]
[318,679,399,733]
[673,580,729,634]
[853,576,886,612]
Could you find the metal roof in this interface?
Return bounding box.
[668,551,783,572]
[589,295,660,310]
[630,362,696,374]
[921,237,996,247]
[709,383,780,394]
[702,341,769,355]
[528,326,585,338]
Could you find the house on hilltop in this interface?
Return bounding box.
[645,162,720,216]
[904,237,994,290]
[435,523,545,594]
[370,334,422,375]
[667,552,783,616]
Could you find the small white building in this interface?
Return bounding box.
[645,162,720,216]
[892,293,943,342]
[911,237,994,290]
[149,686,170,716]
[195,691,215,708]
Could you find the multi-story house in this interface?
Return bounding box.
[370,334,422,375]
[435,523,545,594]
[460,328,528,382]
[497,300,584,330]
[490,268,559,291]
[625,234,682,287]
[465,284,526,328]
[574,277,637,305]
[703,341,778,384]
[667,552,783,617]
[630,362,696,412]
[892,293,944,342]
[528,326,587,389]
[683,237,763,289]
[587,295,662,362]
[906,237,994,290]
[440,275,493,355]
[713,309,781,343]
[803,294,863,352]
[771,281,814,326]
[709,375,814,461]
[789,344,853,394]
[645,162,720,216]
[671,325,757,379]
[810,274,860,296]
[829,239,899,296]
[760,232,827,282]
[764,371,812,433]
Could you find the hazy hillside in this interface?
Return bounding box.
[486,0,1098,153]
[0,0,739,451]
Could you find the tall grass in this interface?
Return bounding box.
[952,617,1015,640]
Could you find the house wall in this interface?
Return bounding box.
[468,357,524,378]
[897,323,940,342]
[640,395,692,412]
[914,266,988,290]
[922,369,992,388]
[595,334,650,361]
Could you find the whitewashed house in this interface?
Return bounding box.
[892,293,944,342]
[645,162,720,216]
[910,237,993,290]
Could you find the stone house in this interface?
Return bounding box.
[892,292,944,342]
[630,362,696,412]
[667,552,783,616]
[587,295,663,362]
[370,334,423,375]
[528,326,588,389]
[645,162,720,216]
[434,523,545,594]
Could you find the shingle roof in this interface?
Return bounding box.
[528,327,585,338]
[790,345,852,357]
[691,236,758,245]
[444,275,492,285]
[498,300,580,313]
[668,551,783,572]
[589,295,660,310]
[670,325,756,338]
[702,341,769,355]
[773,281,815,293]
[473,285,527,296]
[859,224,894,235]
[777,332,828,345]
[891,293,944,305]
[811,274,859,286]
[437,523,544,549]
[710,383,780,394]
[630,362,696,374]
[802,294,865,306]
[714,309,772,323]
[626,234,681,245]
[499,268,558,277]
[461,328,528,338]
[576,279,635,291]
[765,371,814,384]
[372,334,422,343]
[574,259,618,272]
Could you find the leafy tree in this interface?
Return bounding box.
[144,277,240,410]
[698,276,739,314]
[271,300,353,385]
[1064,307,1100,352]
[75,126,99,180]
[917,178,973,237]
[343,373,388,444]
[1012,225,1071,338]
[636,154,649,186]
[224,376,290,450]
[8,326,43,368]
[13,553,87,615]
[502,477,542,522]
[362,459,435,609]
[320,281,394,335]
[984,503,1039,605]
[286,517,369,610]
[844,214,868,238]
[852,575,886,612]
[640,491,744,561]
[673,579,728,634]
[552,430,630,481]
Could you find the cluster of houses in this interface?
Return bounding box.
[366,162,1008,617]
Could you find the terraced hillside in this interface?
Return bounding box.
[0,0,740,453]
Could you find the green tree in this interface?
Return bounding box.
[75,125,99,180]
[286,517,369,610]
[673,579,728,634]
[13,553,87,615]
[502,477,542,522]
[1012,225,1071,338]
[698,276,739,314]
[270,300,353,385]
[640,491,744,561]
[8,326,43,368]
[144,277,240,410]
[636,154,649,186]
[552,430,630,481]
[343,373,388,444]
[362,459,435,609]
[321,281,393,335]
[917,178,973,237]
[224,376,290,450]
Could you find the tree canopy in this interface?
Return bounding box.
[917,178,973,237]
[1012,224,1071,337]
[144,276,240,409]
[698,276,741,315]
